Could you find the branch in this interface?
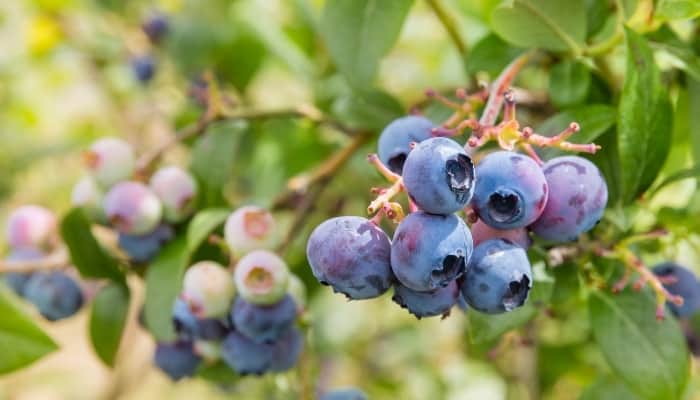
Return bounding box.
[425,0,468,56]
[0,248,69,273]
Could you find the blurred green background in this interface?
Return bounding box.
[1,0,700,399]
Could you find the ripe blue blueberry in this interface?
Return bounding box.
[154,341,201,381]
[392,280,460,319]
[530,156,608,242]
[460,239,532,314]
[377,115,435,174]
[221,330,274,375]
[402,137,475,215]
[84,137,135,188]
[653,262,700,318]
[471,219,531,249]
[142,12,169,43]
[6,205,56,251]
[320,388,369,400]
[3,248,43,295]
[118,223,174,263]
[182,261,236,318]
[104,181,163,235]
[23,272,84,321]
[234,250,289,305]
[391,211,472,291]
[269,326,304,372]
[132,55,156,83]
[232,294,297,343]
[471,151,548,230]
[306,216,393,299]
[172,298,230,341]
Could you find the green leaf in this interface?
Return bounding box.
[191,121,245,206]
[589,290,689,400]
[320,0,414,88]
[187,208,230,255]
[464,33,523,77]
[60,208,124,283]
[690,79,700,163]
[491,0,586,53]
[89,283,130,367]
[537,104,616,158]
[331,88,404,131]
[617,28,673,204]
[0,287,57,373]
[467,275,553,344]
[579,376,640,400]
[197,360,240,384]
[656,0,700,20]
[648,164,700,196]
[548,60,591,108]
[144,236,188,341]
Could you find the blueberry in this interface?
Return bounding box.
[71,176,106,223]
[6,205,56,251]
[154,341,201,381]
[118,223,174,263]
[104,181,163,235]
[391,211,472,291]
[653,262,700,318]
[377,115,435,174]
[392,280,460,319]
[23,272,84,321]
[460,239,532,314]
[471,151,548,230]
[269,326,304,372]
[172,298,230,341]
[182,261,236,318]
[232,295,297,343]
[530,156,608,242]
[3,248,44,295]
[221,330,273,375]
[142,12,169,43]
[84,137,135,188]
[306,216,393,299]
[320,388,369,400]
[149,166,198,223]
[132,55,156,83]
[471,218,531,249]
[224,206,276,255]
[234,250,289,305]
[402,137,475,215]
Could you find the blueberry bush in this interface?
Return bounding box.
[1,0,700,399]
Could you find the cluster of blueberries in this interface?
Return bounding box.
[131,12,169,83]
[72,137,196,263]
[307,115,609,317]
[3,206,83,320]
[153,206,307,380]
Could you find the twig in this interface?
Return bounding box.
[425,0,468,56]
[0,248,69,273]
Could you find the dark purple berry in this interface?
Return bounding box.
[392,280,460,319]
[154,341,201,381]
[653,262,700,318]
[23,272,84,321]
[221,330,273,375]
[232,295,297,343]
[377,115,434,174]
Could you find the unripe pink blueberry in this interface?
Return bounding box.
[224,206,276,255]
[84,137,135,187]
[6,205,57,250]
[71,176,106,222]
[149,166,198,223]
[470,219,532,249]
[182,261,236,318]
[234,250,289,305]
[103,181,162,235]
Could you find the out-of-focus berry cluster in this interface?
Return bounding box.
[73,137,197,263]
[3,206,83,321]
[153,206,307,380]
